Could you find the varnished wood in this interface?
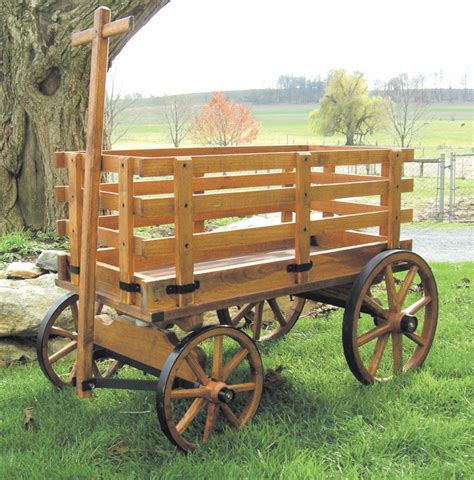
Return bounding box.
[73,7,132,398]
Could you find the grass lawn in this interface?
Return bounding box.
[1,262,473,478]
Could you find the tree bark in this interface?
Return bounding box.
[0,0,169,235]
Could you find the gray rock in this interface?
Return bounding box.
[0,274,72,337]
[6,262,43,279]
[0,270,6,280]
[36,250,63,272]
[0,338,36,367]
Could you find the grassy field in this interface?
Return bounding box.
[1,263,473,479]
[114,102,474,159]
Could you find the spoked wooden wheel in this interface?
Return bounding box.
[343,250,438,384]
[37,293,122,388]
[217,296,305,341]
[157,325,263,452]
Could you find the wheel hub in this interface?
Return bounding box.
[217,387,235,404]
[400,314,418,334]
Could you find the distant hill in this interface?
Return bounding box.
[122,87,474,107]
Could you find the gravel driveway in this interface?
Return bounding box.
[401,225,474,262]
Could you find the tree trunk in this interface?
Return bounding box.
[0,1,169,235]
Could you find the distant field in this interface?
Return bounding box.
[114,102,473,158]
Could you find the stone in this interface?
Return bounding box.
[0,338,36,367]
[6,262,43,279]
[36,250,63,272]
[0,274,72,337]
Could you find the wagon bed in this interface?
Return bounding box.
[54,144,414,325]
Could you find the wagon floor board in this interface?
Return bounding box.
[140,245,324,280]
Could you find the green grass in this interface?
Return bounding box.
[1,262,473,478]
[0,231,68,268]
[114,102,474,159]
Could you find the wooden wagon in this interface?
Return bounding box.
[37,7,438,452]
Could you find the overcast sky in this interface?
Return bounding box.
[108,0,474,97]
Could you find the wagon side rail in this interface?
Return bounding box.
[54,146,413,318]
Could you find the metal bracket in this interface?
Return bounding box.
[287,261,313,273]
[310,235,318,246]
[69,264,80,275]
[119,281,141,293]
[166,281,200,295]
[81,377,158,392]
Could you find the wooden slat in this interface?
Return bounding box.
[174,157,194,308]
[98,227,119,248]
[67,153,82,286]
[311,149,391,167]
[311,180,388,201]
[138,222,296,259]
[295,153,311,283]
[118,157,135,304]
[194,187,295,216]
[310,209,412,235]
[321,165,335,217]
[312,200,386,215]
[386,151,402,248]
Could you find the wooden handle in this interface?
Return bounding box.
[71,16,134,47]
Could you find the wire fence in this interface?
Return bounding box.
[336,152,473,223]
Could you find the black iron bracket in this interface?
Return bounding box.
[82,377,158,392]
[69,264,80,275]
[166,281,200,295]
[287,261,313,273]
[119,281,141,293]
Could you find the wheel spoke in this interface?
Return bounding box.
[363,295,388,319]
[92,362,101,377]
[397,265,418,307]
[252,302,264,341]
[176,397,207,434]
[221,404,240,428]
[384,265,398,311]
[203,403,219,443]
[267,298,286,326]
[212,335,223,380]
[368,333,389,376]
[186,355,210,386]
[102,360,122,378]
[67,360,78,384]
[392,333,403,374]
[232,303,256,324]
[227,382,256,393]
[170,386,209,399]
[404,331,426,347]
[405,296,431,315]
[357,323,392,347]
[48,340,77,364]
[50,326,77,340]
[222,348,249,381]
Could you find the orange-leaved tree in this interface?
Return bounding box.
[191,92,259,146]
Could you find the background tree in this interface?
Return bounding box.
[191,92,259,146]
[103,78,136,151]
[309,69,384,145]
[0,0,169,235]
[381,74,429,148]
[164,95,195,147]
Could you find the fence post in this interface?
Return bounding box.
[437,153,446,220]
[448,152,456,222]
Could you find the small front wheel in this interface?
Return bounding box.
[156,325,263,452]
[343,250,438,384]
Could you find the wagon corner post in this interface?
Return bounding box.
[71,7,133,398]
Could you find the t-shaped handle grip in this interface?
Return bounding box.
[71,15,133,47]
